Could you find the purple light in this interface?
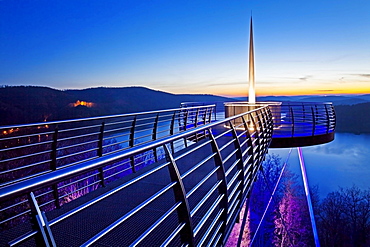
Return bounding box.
[297,147,320,246]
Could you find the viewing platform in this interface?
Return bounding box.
[224,101,335,148]
[0,102,335,246]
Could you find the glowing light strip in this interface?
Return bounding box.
[249,148,292,246]
[248,16,256,103]
[297,147,320,247]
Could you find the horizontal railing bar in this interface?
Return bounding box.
[0,198,28,212]
[228,181,242,205]
[0,139,53,152]
[49,162,170,226]
[0,149,51,163]
[208,221,224,247]
[160,222,186,247]
[56,147,98,161]
[181,152,216,180]
[222,149,238,167]
[0,130,55,142]
[0,105,267,201]
[187,166,220,199]
[0,170,51,188]
[7,229,37,247]
[104,168,131,180]
[0,209,31,225]
[190,180,222,218]
[80,182,177,246]
[227,170,241,191]
[225,158,241,178]
[57,139,97,152]
[198,209,224,247]
[57,131,99,142]
[0,159,50,176]
[58,124,101,134]
[174,138,213,162]
[227,197,240,225]
[103,127,131,134]
[193,195,224,237]
[59,181,100,199]
[58,172,100,189]
[0,105,215,129]
[130,202,182,246]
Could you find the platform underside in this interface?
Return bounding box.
[270,131,334,148]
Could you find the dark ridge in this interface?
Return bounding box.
[0,86,231,125]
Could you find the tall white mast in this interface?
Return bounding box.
[248,16,256,103]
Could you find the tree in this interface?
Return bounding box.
[274,169,314,247]
[317,185,370,247]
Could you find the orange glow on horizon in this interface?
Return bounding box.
[213,86,370,97]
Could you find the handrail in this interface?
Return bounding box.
[0,105,215,129]
[0,104,215,188]
[224,101,336,147]
[0,106,265,201]
[0,104,273,247]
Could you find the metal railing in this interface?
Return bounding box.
[0,105,273,246]
[0,105,215,188]
[268,102,336,138]
[224,101,336,147]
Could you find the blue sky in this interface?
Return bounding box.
[1,0,369,96]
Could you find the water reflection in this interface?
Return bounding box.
[269,133,370,197]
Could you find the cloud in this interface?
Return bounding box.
[315,89,337,92]
[357,74,370,78]
[205,81,247,87]
[299,75,313,81]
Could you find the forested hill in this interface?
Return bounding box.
[334,102,370,134]
[1,86,369,134]
[0,86,231,125]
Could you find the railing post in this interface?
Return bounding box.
[129,117,137,173]
[97,122,105,157]
[203,108,208,138]
[163,145,194,247]
[170,111,177,152]
[152,113,159,162]
[256,110,267,154]
[209,131,228,244]
[209,107,214,123]
[230,121,245,213]
[184,109,189,131]
[324,104,330,134]
[290,106,295,138]
[98,122,106,187]
[242,116,255,196]
[50,126,60,208]
[331,104,336,131]
[194,108,199,127]
[28,192,56,247]
[50,127,58,171]
[194,109,200,142]
[311,106,316,136]
[249,113,261,178]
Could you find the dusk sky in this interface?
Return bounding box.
[1,0,369,97]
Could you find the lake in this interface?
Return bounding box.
[269,132,370,197]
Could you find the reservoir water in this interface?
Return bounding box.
[269,133,370,197]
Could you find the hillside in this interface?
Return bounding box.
[0,86,232,125]
[1,86,369,134]
[334,102,370,134]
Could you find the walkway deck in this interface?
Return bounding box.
[1,116,272,246]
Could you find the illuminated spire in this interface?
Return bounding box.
[248,16,256,103]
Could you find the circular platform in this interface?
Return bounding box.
[224,101,336,148]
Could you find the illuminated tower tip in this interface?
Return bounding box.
[248,16,256,103]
